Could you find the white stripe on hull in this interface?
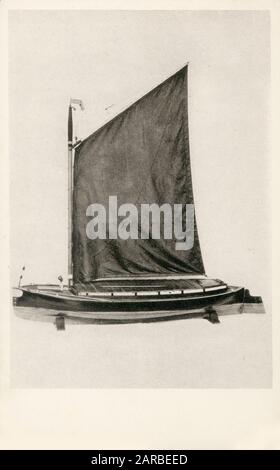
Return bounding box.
[76,285,228,297]
[204,285,227,292]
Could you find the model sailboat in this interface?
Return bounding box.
[13,64,264,326]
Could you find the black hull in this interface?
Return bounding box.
[14,285,262,312]
[13,285,264,327]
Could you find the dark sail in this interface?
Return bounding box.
[72,65,205,282]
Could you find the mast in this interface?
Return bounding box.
[67,104,73,287]
[67,99,84,288]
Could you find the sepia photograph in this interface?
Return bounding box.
[9,9,271,389]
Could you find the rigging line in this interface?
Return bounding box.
[103,62,190,118]
[77,64,189,147]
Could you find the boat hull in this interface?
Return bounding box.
[14,284,249,312]
[13,285,265,326]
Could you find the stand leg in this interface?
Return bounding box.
[203,306,220,324]
[55,314,65,331]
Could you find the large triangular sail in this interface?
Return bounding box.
[72,65,205,282]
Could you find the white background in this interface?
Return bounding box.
[9,10,271,387]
